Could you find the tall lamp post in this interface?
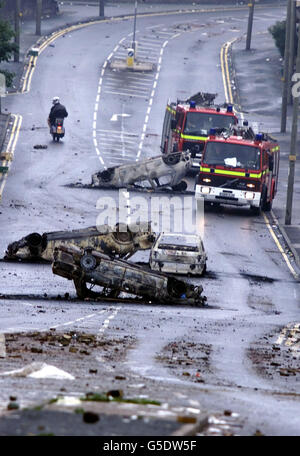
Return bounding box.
[132,0,138,52]
[246,0,255,51]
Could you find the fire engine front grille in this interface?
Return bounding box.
[198,174,260,191]
[215,195,238,201]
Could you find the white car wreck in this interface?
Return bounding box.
[91,152,190,191]
[149,233,207,276]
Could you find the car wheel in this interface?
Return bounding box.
[80,254,97,271]
[162,153,180,166]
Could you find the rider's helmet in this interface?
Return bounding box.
[52,96,60,105]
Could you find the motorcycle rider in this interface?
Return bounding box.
[48,96,68,130]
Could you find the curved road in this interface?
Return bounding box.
[0,5,299,436]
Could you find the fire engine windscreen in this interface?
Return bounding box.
[204,142,261,170]
[184,112,236,135]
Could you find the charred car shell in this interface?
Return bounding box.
[91,152,191,191]
[52,244,206,306]
[5,223,155,261]
[150,233,207,276]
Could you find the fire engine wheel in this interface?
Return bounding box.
[172,180,188,192]
[261,186,272,211]
[162,153,181,166]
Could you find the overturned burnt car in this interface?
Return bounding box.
[52,245,206,306]
[91,152,191,191]
[5,223,154,262]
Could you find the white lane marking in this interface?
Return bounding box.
[105,77,152,86]
[145,24,165,29]
[0,334,6,358]
[104,84,149,94]
[98,307,120,336]
[110,113,131,121]
[97,129,138,136]
[103,90,148,98]
[99,137,137,145]
[49,310,106,330]
[93,29,181,169]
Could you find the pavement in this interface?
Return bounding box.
[232,30,300,269]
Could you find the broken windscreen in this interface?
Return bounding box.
[203,142,261,170]
[158,234,199,250]
[183,112,236,136]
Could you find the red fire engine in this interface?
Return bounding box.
[195,124,280,214]
[161,92,238,173]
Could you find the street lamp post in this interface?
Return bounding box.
[14,0,21,63]
[99,0,104,18]
[36,0,42,36]
[132,0,137,52]
[246,0,255,51]
[281,0,292,133]
[288,0,296,105]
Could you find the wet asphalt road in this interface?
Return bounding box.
[0,5,300,436]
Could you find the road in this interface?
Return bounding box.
[0,4,299,436]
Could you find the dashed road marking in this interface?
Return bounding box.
[98,307,120,337]
[0,334,6,358]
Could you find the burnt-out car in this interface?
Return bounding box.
[5,223,154,262]
[149,233,207,276]
[91,152,190,191]
[52,244,206,306]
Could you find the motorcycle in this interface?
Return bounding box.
[50,118,65,142]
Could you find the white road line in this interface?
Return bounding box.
[124,74,154,80]
[145,24,165,29]
[98,129,138,136]
[138,41,163,48]
[0,334,6,358]
[105,77,152,85]
[98,137,137,145]
[97,307,120,336]
[43,310,107,331]
[103,90,148,98]
[103,82,149,93]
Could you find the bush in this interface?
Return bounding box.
[269,20,286,58]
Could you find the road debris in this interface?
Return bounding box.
[5,222,155,261]
[33,144,48,149]
[0,362,75,380]
[91,152,190,191]
[52,244,206,306]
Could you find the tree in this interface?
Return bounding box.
[269,20,286,58]
[0,3,18,87]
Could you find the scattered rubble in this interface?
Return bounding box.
[157,341,212,382]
